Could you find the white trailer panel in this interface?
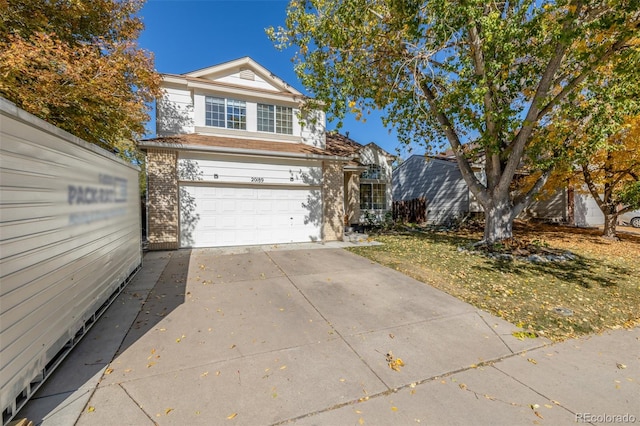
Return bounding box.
[0,98,142,422]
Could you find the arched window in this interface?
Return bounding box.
[361,164,384,180]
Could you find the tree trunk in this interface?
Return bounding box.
[602,213,619,240]
[483,198,514,244]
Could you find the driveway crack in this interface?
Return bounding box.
[264,251,392,391]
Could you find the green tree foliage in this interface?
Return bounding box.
[0,0,161,158]
[269,0,640,243]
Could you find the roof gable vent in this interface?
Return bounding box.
[239,68,255,81]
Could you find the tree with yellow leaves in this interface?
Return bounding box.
[579,116,640,239]
[530,57,640,239]
[0,0,160,158]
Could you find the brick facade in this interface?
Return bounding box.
[344,172,361,226]
[146,149,179,250]
[322,161,345,241]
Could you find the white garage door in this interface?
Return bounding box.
[180,185,322,247]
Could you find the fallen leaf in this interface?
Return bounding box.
[280,365,287,370]
[104,368,113,375]
[616,363,627,369]
[534,411,544,419]
[227,413,237,419]
[165,408,173,415]
[87,406,95,413]
[391,406,398,412]
[527,358,537,365]
[359,418,365,425]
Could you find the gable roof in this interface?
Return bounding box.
[179,57,303,96]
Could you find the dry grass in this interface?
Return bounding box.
[348,222,640,341]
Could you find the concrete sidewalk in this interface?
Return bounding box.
[17,246,640,425]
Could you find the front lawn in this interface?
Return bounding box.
[347,222,640,341]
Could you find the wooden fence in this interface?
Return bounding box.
[392,197,427,223]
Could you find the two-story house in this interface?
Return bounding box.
[140,57,393,249]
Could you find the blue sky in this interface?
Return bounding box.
[137,0,408,157]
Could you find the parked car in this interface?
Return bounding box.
[619,209,640,228]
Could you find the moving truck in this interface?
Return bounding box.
[0,98,142,424]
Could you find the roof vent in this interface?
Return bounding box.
[240,68,255,81]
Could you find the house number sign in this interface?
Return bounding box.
[251,177,265,183]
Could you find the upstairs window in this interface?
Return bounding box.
[276,106,293,135]
[205,97,225,127]
[257,104,275,132]
[226,99,246,129]
[205,97,246,130]
[258,104,293,135]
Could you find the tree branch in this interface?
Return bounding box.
[536,36,636,122]
[512,168,553,218]
[421,81,489,205]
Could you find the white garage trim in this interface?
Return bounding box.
[179,184,322,248]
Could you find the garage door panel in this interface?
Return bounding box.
[180,185,322,247]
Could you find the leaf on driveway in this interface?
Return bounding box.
[527,358,537,365]
[227,413,237,419]
[385,351,406,371]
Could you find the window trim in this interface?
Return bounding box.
[257,103,275,132]
[360,182,387,210]
[205,96,246,130]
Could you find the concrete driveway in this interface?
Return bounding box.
[17,246,640,425]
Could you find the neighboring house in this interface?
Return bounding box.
[393,154,568,225]
[140,57,392,249]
